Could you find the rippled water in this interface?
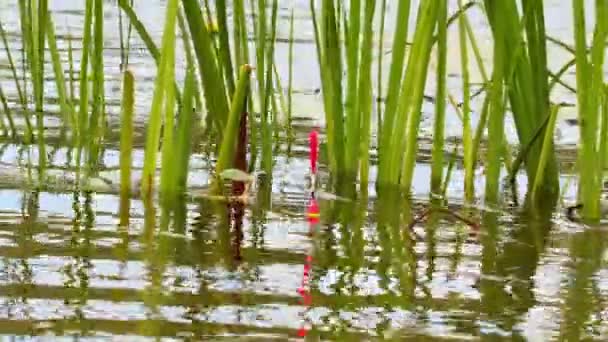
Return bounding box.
[0,1,607,341]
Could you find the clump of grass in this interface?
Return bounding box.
[571,0,608,219]
[141,0,179,197]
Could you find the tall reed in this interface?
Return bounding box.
[482,0,560,205]
[141,0,179,196]
[571,0,607,219]
[390,1,440,190]
[119,70,134,222]
[457,0,473,202]
[87,0,106,171]
[430,0,447,195]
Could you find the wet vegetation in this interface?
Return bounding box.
[0,0,607,340]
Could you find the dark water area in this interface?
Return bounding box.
[0,1,607,341]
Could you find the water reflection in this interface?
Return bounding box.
[0,141,602,339]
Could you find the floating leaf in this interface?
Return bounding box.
[315,189,351,202]
[219,168,254,183]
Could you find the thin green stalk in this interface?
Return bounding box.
[378,0,411,176]
[87,0,105,171]
[309,0,345,175]
[120,70,134,202]
[178,9,202,110]
[117,0,182,105]
[600,85,608,169]
[531,104,559,201]
[34,0,48,179]
[457,0,473,202]
[46,14,74,129]
[78,0,94,151]
[358,0,376,191]
[174,66,196,192]
[215,0,235,97]
[376,0,387,138]
[344,0,361,176]
[431,0,447,194]
[159,64,177,199]
[215,65,252,175]
[0,85,16,136]
[287,7,295,131]
[572,0,606,218]
[18,0,30,114]
[182,0,230,139]
[118,0,126,69]
[67,30,75,108]
[141,0,179,196]
[483,1,507,204]
[397,1,440,189]
[261,0,279,174]
[0,19,26,109]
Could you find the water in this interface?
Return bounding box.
[0,1,606,340]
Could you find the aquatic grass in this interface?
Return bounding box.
[77,0,93,155]
[430,0,447,195]
[309,0,345,176]
[182,0,230,139]
[177,10,202,110]
[173,66,197,193]
[118,0,183,105]
[481,0,560,206]
[601,85,608,169]
[159,51,179,198]
[287,8,295,133]
[378,0,411,180]
[214,0,235,97]
[215,64,253,177]
[309,0,384,188]
[119,69,134,222]
[141,0,179,196]
[260,0,279,175]
[457,0,473,202]
[357,0,376,191]
[376,0,387,136]
[86,0,106,171]
[531,104,560,203]
[571,0,608,219]
[67,30,75,108]
[394,1,440,190]
[46,14,74,131]
[483,0,507,204]
[0,19,27,111]
[32,0,48,179]
[343,0,362,178]
[0,84,17,136]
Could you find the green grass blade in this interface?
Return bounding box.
[431,0,447,194]
[215,0,235,97]
[77,0,94,148]
[141,0,179,196]
[174,66,196,192]
[0,19,26,109]
[215,65,252,175]
[457,0,473,202]
[119,69,134,202]
[531,104,559,202]
[46,14,74,130]
[181,0,230,138]
[87,0,105,171]
[0,85,16,136]
[358,0,376,191]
